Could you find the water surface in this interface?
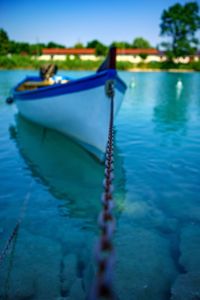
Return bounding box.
[0,70,200,299]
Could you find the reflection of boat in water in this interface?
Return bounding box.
[10,115,125,218]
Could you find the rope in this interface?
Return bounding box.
[4,230,18,297]
[90,80,116,299]
[0,182,32,267]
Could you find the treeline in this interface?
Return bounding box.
[0,29,67,55]
[86,38,152,55]
[0,28,153,56]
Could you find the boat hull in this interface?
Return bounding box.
[15,77,125,161]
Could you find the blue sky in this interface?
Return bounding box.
[0,0,200,47]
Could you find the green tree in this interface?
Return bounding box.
[160,2,200,58]
[110,41,132,49]
[47,41,65,48]
[86,40,107,56]
[74,42,84,48]
[132,37,152,49]
[29,43,46,55]
[8,41,17,54]
[0,28,9,55]
[9,41,30,54]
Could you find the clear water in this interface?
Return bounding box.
[0,70,200,299]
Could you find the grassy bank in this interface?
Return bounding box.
[0,55,200,71]
[0,55,102,70]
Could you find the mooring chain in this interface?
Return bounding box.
[0,182,33,267]
[91,80,116,299]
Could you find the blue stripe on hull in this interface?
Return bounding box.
[14,70,127,101]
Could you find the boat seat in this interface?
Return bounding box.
[17,78,69,91]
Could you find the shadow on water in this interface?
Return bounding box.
[9,114,126,220]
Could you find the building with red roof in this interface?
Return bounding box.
[38,48,199,64]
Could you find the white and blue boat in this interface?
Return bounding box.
[10,47,127,161]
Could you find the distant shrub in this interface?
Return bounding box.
[0,56,17,69]
[191,61,200,71]
[59,57,102,70]
[147,61,163,69]
[178,63,193,70]
[160,60,177,69]
[137,62,146,68]
[116,61,133,70]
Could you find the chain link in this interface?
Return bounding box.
[91,81,116,299]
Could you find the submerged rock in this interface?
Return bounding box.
[82,262,95,296]
[179,224,200,273]
[62,254,77,295]
[171,272,200,300]
[68,278,85,300]
[159,191,200,223]
[171,224,200,300]
[171,225,200,300]
[118,197,178,233]
[0,229,61,299]
[114,225,177,300]
[61,253,87,300]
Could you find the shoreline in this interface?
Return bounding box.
[128,68,196,73]
[0,67,198,73]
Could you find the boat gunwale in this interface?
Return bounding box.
[13,69,127,101]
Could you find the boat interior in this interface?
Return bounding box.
[17,64,69,91]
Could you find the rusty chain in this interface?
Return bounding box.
[90,80,116,299]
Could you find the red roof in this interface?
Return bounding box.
[42,48,95,55]
[42,48,162,56]
[116,48,160,55]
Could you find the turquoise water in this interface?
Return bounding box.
[0,70,200,299]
